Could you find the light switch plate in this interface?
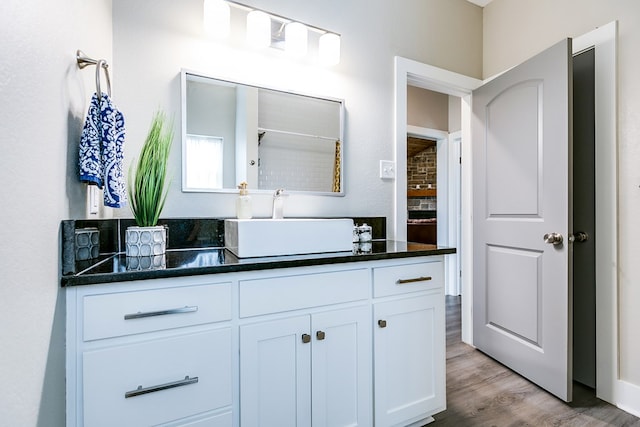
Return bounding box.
[379,160,396,179]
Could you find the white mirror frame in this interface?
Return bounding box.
[180,69,346,196]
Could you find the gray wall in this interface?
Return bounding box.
[407,86,449,130]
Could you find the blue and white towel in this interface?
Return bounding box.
[79,93,127,208]
[79,93,102,187]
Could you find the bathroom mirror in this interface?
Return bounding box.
[181,71,344,195]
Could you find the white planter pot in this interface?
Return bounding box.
[125,225,166,257]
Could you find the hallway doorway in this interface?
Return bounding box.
[404,129,462,296]
[404,87,463,296]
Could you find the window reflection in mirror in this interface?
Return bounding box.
[184,135,223,190]
[182,71,344,195]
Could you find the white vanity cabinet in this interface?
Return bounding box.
[66,278,234,427]
[66,255,446,427]
[372,259,446,427]
[238,267,372,427]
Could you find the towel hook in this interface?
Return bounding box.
[76,50,112,102]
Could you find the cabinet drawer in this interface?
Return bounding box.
[83,328,232,427]
[239,268,369,317]
[159,410,232,427]
[83,283,231,341]
[373,260,443,297]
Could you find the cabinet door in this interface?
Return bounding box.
[240,316,311,427]
[373,294,445,426]
[312,306,371,427]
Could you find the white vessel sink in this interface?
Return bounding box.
[224,218,354,258]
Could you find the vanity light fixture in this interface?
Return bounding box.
[204,0,341,65]
[285,22,308,57]
[319,32,341,66]
[203,0,230,39]
[246,10,271,48]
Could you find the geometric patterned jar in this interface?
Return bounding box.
[75,227,100,260]
[125,225,166,257]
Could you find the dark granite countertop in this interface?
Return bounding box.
[61,241,456,287]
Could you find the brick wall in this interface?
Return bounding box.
[407,145,437,211]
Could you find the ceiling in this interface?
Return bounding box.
[407,136,436,158]
[467,0,493,7]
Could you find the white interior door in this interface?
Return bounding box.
[472,39,573,401]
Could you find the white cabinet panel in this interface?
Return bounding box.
[311,306,371,427]
[83,282,231,341]
[83,328,232,427]
[239,268,368,317]
[373,260,443,297]
[240,316,311,427]
[240,305,371,427]
[374,294,446,426]
[157,410,232,427]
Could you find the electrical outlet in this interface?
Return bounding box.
[379,160,395,179]
[88,185,99,215]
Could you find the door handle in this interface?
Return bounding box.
[569,231,589,243]
[396,276,432,285]
[543,233,563,245]
[124,306,198,320]
[125,375,198,399]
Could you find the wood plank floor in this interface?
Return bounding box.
[431,296,640,426]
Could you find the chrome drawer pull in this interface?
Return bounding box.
[396,276,432,285]
[125,375,198,398]
[124,306,198,320]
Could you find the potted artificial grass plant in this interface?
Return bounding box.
[125,110,173,261]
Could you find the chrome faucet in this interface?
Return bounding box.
[272,188,285,219]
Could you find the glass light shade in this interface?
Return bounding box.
[319,32,341,66]
[203,0,230,39]
[285,22,308,57]
[246,10,271,48]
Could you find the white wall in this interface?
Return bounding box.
[483,0,640,409]
[112,0,482,227]
[0,0,481,424]
[0,0,112,425]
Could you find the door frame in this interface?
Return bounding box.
[448,130,462,296]
[393,20,618,405]
[394,57,480,345]
[571,21,628,410]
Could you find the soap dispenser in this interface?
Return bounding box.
[236,181,252,219]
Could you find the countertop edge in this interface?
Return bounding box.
[61,246,456,287]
